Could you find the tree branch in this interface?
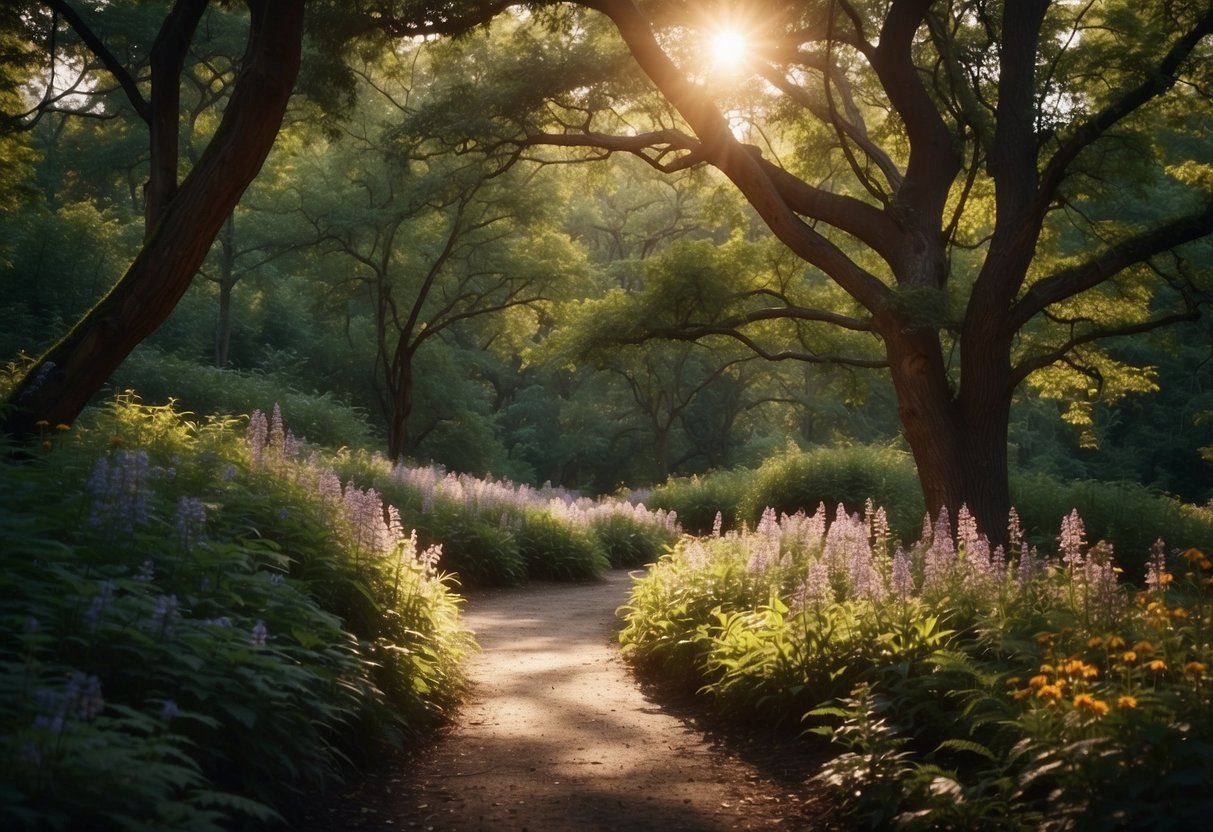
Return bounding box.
[43,0,151,122]
[1010,201,1213,331]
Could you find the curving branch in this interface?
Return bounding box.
[1011,309,1202,386]
[1009,200,1213,332]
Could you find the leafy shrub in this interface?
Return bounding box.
[513,510,609,581]
[0,399,469,830]
[647,468,750,534]
[589,511,676,568]
[110,347,377,449]
[1011,470,1213,577]
[739,445,924,542]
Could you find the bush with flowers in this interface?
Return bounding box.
[620,501,1213,829]
[0,397,471,830]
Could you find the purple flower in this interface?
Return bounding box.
[891,547,914,598]
[175,496,207,551]
[84,580,116,631]
[86,450,151,533]
[251,620,268,647]
[159,699,179,721]
[1059,509,1086,568]
[247,409,268,465]
[148,594,178,633]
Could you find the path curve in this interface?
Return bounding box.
[304,569,836,831]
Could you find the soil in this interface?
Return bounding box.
[300,569,842,832]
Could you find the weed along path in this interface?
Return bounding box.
[302,568,837,832]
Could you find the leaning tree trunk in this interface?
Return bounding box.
[2,1,303,440]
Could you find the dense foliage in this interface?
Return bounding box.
[620,501,1213,828]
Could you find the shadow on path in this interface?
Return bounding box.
[301,570,838,832]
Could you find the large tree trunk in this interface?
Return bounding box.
[2,1,303,440]
[883,320,1013,543]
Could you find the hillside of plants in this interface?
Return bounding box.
[4,2,1213,830]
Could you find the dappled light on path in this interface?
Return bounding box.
[306,569,824,831]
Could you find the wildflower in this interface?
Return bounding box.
[251,620,268,647]
[890,547,914,598]
[1145,540,1169,592]
[136,560,155,582]
[1028,675,1049,690]
[792,561,833,608]
[176,497,207,551]
[160,699,179,721]
[23,616,39,634]
[1133,640,1154,655]
[1171,607,1189,619]
[1107,635,1126,649]
[1087,636,1104,649]
[1007,507,1024,552]
[1059,509,1086,568]
[1006,676,1022,687]
[20,361,55,401]
[1146,659,1167,672]
[1036,684,1064,702]
[149,594,178,633]
[1062,659,1099,680]
[711,511,723,538]
[34,419,49,427]
[267,572,285,587]
[55,423,70,432]
[1185,661,1206,676]
[1122,651,1138,664]
[247,409,268,465]
[86,449,151,533]
[1073,693,1110,717]
[1117,695,1138,710]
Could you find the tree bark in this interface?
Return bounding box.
[3,1,303,439]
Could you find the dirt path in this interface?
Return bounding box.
[303,569,837,831]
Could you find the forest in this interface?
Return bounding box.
[2,1,1213,829]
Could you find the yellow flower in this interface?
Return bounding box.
[1028,675,1049,690]
[34,419,49,427]
[1171,607,1189,619]
[55,423,71,431]
[1183,548,1206,564]
[1146,659,1167,672]
[1013,687,1033,700]
[1039,663,1056,675]
[1074,694,1110,716]
[1087,636,1104,649]
[1117,695,1138,710]
[1133,641,1154,655]
[1122,651,1138,664]
[1005,677,1022,687]
[1037,684,1063,701]
[1107,636,1126,649]
[1185,661,1207,676]
[1062,659,1099,680]
[1160,572,1174,586]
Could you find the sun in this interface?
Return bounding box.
[708,29,749,74]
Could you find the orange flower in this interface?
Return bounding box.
[1005,677,1022,687]
[55,423,71,431]
[1171,607,1190,619]
[34,419,49,427]
[1107,636,1126,649]
[1087,636,1104,648]
[1028,675,1049,690]
[1117,695,1138,710]
[1122,651,1138,664]
[1146,659,1167,672]
[1185,661,1207,676]
[1074,694,1110,716]
[1062,659,1099,680]
[1036,684,1063,701]
[1133,641,1154,655]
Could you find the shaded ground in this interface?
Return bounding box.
[302,569,840,831]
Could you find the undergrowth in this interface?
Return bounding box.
[620,502,1213,829]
